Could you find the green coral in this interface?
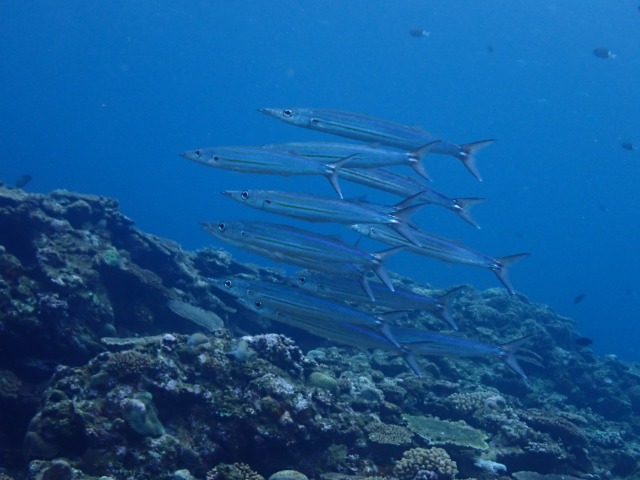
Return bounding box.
[403,414,488,450]
[394,447,458,480]
[306,371,338,392]
[122,391,164,437]
[100,247,122,267]
[366,422,414,445]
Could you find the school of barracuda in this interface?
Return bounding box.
[181,107,533,379]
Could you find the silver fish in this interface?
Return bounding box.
[235,296,423,376]
[211,277,403,348]
[263,141,438,181]
[221,189,426,246]
[236,290,531,379]
[180,145,352,198]
[294,270,464,330]
[327,166,486,228]
[352,224,528,294]
[258,107,495,180]
[201,220,401,294]
[392,326,533,380]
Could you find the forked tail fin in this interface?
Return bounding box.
[493,253,530,294]
[435,285,468,330]
[452,197,486,229]
[409,140,440,181]
[457,139,496,181]
[499,335,534,380]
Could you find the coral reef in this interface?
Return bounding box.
[2,186,640,479]
[393,447,458,480]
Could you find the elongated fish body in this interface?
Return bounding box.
[221,189,425,245]
[235,297,424,376]
[259,107,495,180]
[294,270,462,330]
[352,224,528,295]
[334,167,485,228]
[237,290,527,379]
[263,141,437,180]
[180,145,348,198]
[391,327,531,379]
[212,277,402,348]
[201,220,400,292]
[201,221,375,284]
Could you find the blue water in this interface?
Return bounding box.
[1,2,639,360]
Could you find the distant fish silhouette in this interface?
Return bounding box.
[592,47,616,59]
[622,142,637,151]
[409,28,430,38]
[15,174,32,189]
[575,336,593,347]
[573,293,586,304]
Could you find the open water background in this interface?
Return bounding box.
[1,1,639,360]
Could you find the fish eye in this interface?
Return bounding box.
[241,191,250,199]
[218,223,225,231]
[224,280,232,288]
[194,150,201,158]
[254,301,262,309]
[283,109,293,117]
[212,156,219,161]
[298,276,306,285]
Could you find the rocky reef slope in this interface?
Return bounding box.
[1,185,639,480]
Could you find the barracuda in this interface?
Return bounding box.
[235,296,424,376]
[232,283,532,380]
[201,220,401,294]
[180,145,352,198]
[221,189,426,246]
[210,277,404,348]
[263,140,438,181]
[259,107,495,180]
[352,224,529,295]
[330,166,486,228]
[391,326,533,380]
[293,270,464,330]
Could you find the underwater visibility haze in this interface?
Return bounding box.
[1,2,640,479]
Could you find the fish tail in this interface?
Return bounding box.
[402,351,423,377]
[458,139,495,181]
[358,275,376,302]
[453,197,487,229]
[436,285,468,330]
[410,140,439,181]
[493,253,529,294]
[499,335,534,380]
[380,322,402,348]
[372,247,404,292]
[328,173,344,199]
[328,154,359,199]
[391,222,421,246]
[392,203,426,245]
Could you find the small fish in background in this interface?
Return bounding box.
[622,142,637,151]
[409,27,431,38]
[573,293,586,304]
[15,174,32,189]
[575,336,593,347]
[592,47,616,59]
